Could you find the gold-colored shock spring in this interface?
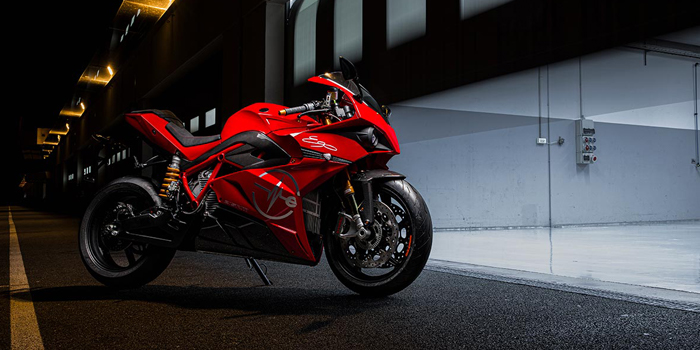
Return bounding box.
[159,167,180,198]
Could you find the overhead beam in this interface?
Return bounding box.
[626,39,700,59]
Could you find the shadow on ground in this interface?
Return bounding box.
[6,284,401,333]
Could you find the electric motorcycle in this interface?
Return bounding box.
[79,57,432,296]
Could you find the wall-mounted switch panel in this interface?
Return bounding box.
[576,119,597,164]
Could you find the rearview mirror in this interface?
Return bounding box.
[339,56,358,81]
[382,105,392,118]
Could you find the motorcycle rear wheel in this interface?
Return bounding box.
[324,179,432,296]
[79,177,176,288]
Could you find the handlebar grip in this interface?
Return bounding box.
[279,102,316,116]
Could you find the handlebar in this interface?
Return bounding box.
[278,102,319,116]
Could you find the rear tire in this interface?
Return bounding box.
[324,179,432,296]
[79,177,176,288]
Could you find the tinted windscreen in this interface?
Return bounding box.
[320,72,389,124]
[321,72,361,96]
[359,85,381,113]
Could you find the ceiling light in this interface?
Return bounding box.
[43,135,61,146]
[49,123,70,135]
[60,109,83,118]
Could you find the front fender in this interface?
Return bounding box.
[352,169,405,183]
[352,170,406,224]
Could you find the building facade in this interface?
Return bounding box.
[43,0,700,226]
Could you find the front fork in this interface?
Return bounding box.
[320,112,375,240]
[318,113,366,239]
[337,169,372,239]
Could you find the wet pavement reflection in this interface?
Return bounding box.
[431,223,700,293]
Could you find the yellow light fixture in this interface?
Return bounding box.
[37,128,50,145]
[43,135,61,146]
[121,0,174,18]
[49,123,70,135]
[78,65,114,86]
[56,0,176,126]
[60,109,84,118]
[78,75,111,85]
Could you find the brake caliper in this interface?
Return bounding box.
[338,200,399,268]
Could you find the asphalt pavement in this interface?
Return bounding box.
[2,206,699,349]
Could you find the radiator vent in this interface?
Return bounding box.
[302,190,322,236]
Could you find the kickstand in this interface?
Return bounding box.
[245,258,272,286]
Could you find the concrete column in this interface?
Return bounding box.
[265,1,286,104]
[240,0,286,107]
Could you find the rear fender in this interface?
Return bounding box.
[104,177,190,248]
[108,176,163,207]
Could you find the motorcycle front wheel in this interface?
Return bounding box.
[324,179,433,296]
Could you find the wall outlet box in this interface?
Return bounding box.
[536,138,547,145]
[576,119,596,164]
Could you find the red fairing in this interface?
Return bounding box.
[307,76,400,153]
[221,103,319,140]
[295,132,368,163]
[208,159,349,262]
[124,75,403,265]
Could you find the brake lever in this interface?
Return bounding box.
[297,108,330,122]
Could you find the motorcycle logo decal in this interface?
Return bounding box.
[301,135,337,151]
[252,169,301,220]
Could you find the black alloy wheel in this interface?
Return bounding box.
[79,178,176,288]
[324,179,432,296]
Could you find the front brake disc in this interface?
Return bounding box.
[340,200,399,268]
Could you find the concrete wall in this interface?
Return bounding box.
[389,44,700,227]
[51,0,289,210]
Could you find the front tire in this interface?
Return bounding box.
[324,179,432,296]
[79,177,176,288]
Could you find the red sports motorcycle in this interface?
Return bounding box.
[79,58,432,296]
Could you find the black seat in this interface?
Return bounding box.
[133,109,220,147]
[133,109,185,127]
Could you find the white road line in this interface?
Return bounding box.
[8,207,45,350]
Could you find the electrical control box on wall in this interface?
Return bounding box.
[576,119,597,164]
